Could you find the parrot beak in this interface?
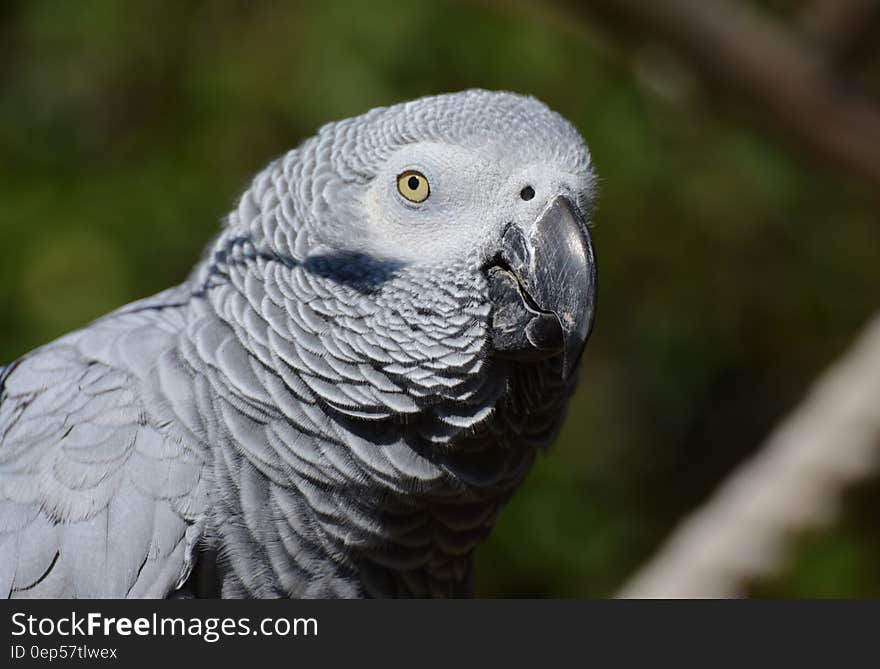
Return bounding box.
[488,195,597,379]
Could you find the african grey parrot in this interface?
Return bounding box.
[0,90,597,598]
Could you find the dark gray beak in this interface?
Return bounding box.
[488,195,597,379]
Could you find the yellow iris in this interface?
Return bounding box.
[397,170,430,203]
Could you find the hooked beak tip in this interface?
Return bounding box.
[489,194,597,379]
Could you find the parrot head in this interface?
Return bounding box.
[209,89,597,454]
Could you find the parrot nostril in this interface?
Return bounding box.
[520,186,535,201]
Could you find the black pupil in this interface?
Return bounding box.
[407,176,420,191]
[520,186,535,201]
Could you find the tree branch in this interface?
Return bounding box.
[798,0,880,62]
[571,0,880,191]
[618,314,880,598]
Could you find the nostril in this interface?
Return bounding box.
[520,186,535,201]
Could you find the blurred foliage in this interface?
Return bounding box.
[1,0,879,597]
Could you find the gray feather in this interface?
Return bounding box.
[1,90,594,598]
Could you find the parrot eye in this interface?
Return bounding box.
[397,170,430,203]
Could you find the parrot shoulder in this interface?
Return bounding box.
[0,296,211,598]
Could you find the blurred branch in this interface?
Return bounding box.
[799,0,880,62]
[619,314,880,598]
[568,0,880,191]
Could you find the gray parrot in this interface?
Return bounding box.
[0,90,597,598]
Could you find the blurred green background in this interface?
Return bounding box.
[2,0,879,597]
